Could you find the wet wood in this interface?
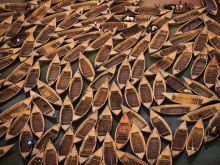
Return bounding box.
[0,53,18,71]
[64,145,78,165]
[131,54,145,84]
[153,72,166,105]
[44,140,58,165]
[85,147,102,165]
[156,146,172,165]
[117,58,131,89]
[0,119,13,138]
[0,144,15,158]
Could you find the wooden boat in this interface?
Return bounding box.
[64,145,78,165]
[5,110,30,141]
[150,110,172,141]
[0,16,13,37]
[70,31,101,43]
[23,61,40,93]
[153,72,166,105]
[45,55,60,84]
[59,96,74,130]
[171,122,188,157]
[215,80,220,98]
[113,0,140,4]
[70,1,98,12]
[204,56,219,88]
[0,119,13,138]
[73,111,98,143]
[0,48,20,59]
[193,28,208,56]
[85,147,102,165]
[163,92,213,106]
[44,140,58,165]
[191,53,208,79]
[97,22,136,31]
[156,146,172,165]
[19,124,33,159]
[79,53,95,81]
[203,14,220,36]
[28,149,44,165]
[130,124,145,159]
[145,51,176,76]
[146,128,161,165]
[0,11,15,23]
[79,128,97,164]
[103,133,118,165]
[149,24,169,53]
[126,6,168,15]
[121,105,151,133]
[125,81,141,112]
[0,53,18,71]
[4,56,33,86]
[172,44,193,75]
[186,119,204,156]
[92,81,109,111]
[151,11,173,29]
[208,30,220,50]
[116,150,148,165]
[58,126,74,162]
[96,106,112,142]
[0,80,24,104]
[48,0,74,13]
[110,2,129,14]
[113,14,154,23]
[131,54,145,84]
[0,144,15,158]
[202,0,218,15]
[138,76,153,108]
[0,2,36,13]
[117,58,131,89]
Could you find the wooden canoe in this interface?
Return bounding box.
[19,123,33,159]
[28,149,44,165]
[70,31,100,44]
[54,26,91,38]
[113,14,153,23]
[0,119,13,138]
[0,53,18,71]
[138,76,153,108]
[45,55,60,84]
[146,128,161,165]
[151,11,173,28]
[208,30,220,50]
[110,2,130,15]
[153,72,166,105]
[186,119,204,156]
[156,146,172,165]
[131,54,145,84]
[97,22,136,31]
[0,48,20,59]
[171,121,188,157]
[202,0,218,15]
[58,126,74,162]
[117,58,131,89]
[64,145,78,165]
[203,14,220,36]
[215,79,220,98]
[85,147,102,165]
[0,11,15,23]
[70,1,98,12]
[0,16,13,37]
[193,27,208,56]
[96,106,112,142]
[0,144,15,158]
[126,6,168,15]
[44,140,58,165]
[0,2,36,12]
[48,0,74,13]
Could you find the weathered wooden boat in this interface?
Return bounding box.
[117,58,131,89]
[0,11,15,23]
[202,0,218,15]
[28,149,44,165]
[203,14,220,36]
[171,122,188,157]
[58,126,74,162]
[85,147,102,165]
[0,53,18,71]
[150,110,172,141]
[44,140,58,165]
[191,53,208,79]
[70,1,98,12]
[0,119,13,138]
[113,0,140,4]
[186,119,204,156]
[215,80,220,98]
[156,146,172,165]
[208,30,220,50]
[79,128,97,164]
[110,2,129,14]
[153,73,166,105]
[121,105,151,133]
[131,54,145,84]
[125,81,141,112]
[70,31,101,43]
[97,22,136,31]
[48,0,74,13]
[151,11,173,29]
[0,2,36,13]
[0,144,15,158]
[64,145,78,165]
[130,124,145,159]
[5,110,30,141]
[138,76,153,108]
[113,14,153,23]
[163,92,213,106]
[0,80,24,104]
[0,16,13,37]
[126,6,168,15]
[103,133,118,165]
[96,106,112,142]
[0,48,20,59]
[19,124,33,159]
[59,96,74,130]
[146,128,161,165]
[193,28,208,56]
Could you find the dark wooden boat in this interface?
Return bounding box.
[153,73,166,105]
[44,140,58,165]
[215,80,220,98]
[0,144,15,158]
[0,53,18,71]
[0,11,15,23]
[28,149,44,165]
[58,126,74,162]
[186,119,204,156]
[0,119,13,138]
[193,28,208,56]
[96,106,112,142]
[125,81,141,112]
[97,22,136,31]
[126,6,168,15]
[146,128,161,165]
[0,16,13,37]
[138,76,153,108]
[19,124,33,159]
[64,145,78,165]
[110,2,130,14]
[131,54,145,84]
[171,122,188,157]
[150,110,172,141]
[0,48,20,59]
[151,11,173,29]
[85,147,102,165]
[0,2,36,13]
[48,0,74,13]
[130,124,145,159]
[202,0,218,15]
[203,14,220,36]
[208,30,220,50]
[156,146,172,165]
[70,31,101,43]
[117,58,131,89]
[113,14,153,23]
[70,1,98,12]
[113,0,140,4]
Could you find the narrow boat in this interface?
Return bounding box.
[153,72,166,105]
[0,16,13,37]
[64,145,78,165]
[186,119,204,156]
[103,133,118,165]
[0,12,15,23]
[216,80,220,98]
[113,0,140,4]
[92,81,109,111]
[48,0,74,13]
[0,48,20,59]
[156,146,172,165]
[4,56,33,86]
[58,126,74,162]
[0,144,15,158]
[28,149,44,165]
[208,30,220,50]
[204,56,219,88]
[85,147,102,165]
[117,58,131,89]
[70,1,98,12]
[71,31,100,43]
[0,3,35,13]
[0,119,13,138]
[202,0,218,15]
[110,2,129,14]
[146,128,161,165]
[130,124,145,159]
[131,54,145,84]
[203,14,220,36]
[19,124,33,159]
[171,122,188,157]
[150,110,172,141]
[37,80,62,106]
[149,23,169,53]
[125,81,141,112]
[138,76,153,108]
[126,6,168,15]
[97,22,136,31]
[113,14,154,23]
[96,106,112,142]
[0,53,18,71]
[151,11,173,29]
[79,128,97,164]
[193,28,208,56]
[44,140,58,165]
[0,80,24,104]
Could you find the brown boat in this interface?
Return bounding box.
[44,140,58,165]
[0,48,20,59]
[97,22,136,31]
[126,6,168,15]
[202,0,218,15]
[203,14,220,36]
[0,11,15,23]
[186,119,204,157]
[138,76,153,108]
[58,126,74,162]
[156,146,172,165]
[48,0,74,13]
[0,53,18,71]
[0,144,15,158]
[0,119,13,138]
[150,110,172,141]
[0,3,36,13]
[171,122,188,157]
[110,2,130,14]
[96,106,112,142]
[193,28,208,56]
[19,123,33,159]
[70,1,98,12]
[28,149,44,165]
[69,31,101,44]
[208,30,220,51]
[215,80,220,98]
[131,54,145,84]
[153,72,166,105]
[85,147,102,165]
[113,14,154,23]
[117,58,131,89]
[0,16,13,37]
[64,145,78,165]
[151,11,173,29]
[146,128,161,165]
